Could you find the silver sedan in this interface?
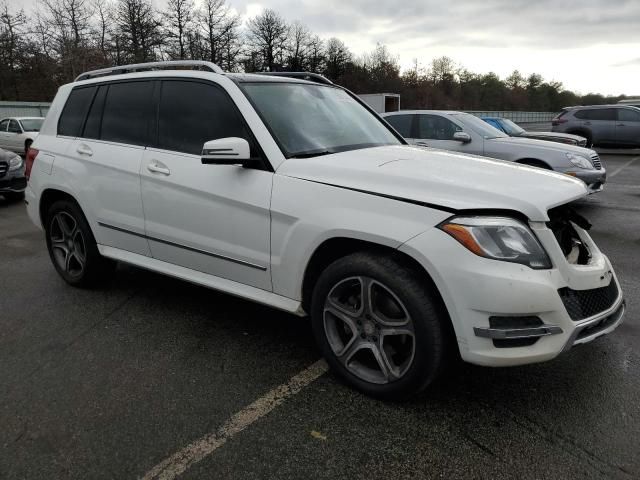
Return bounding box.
[383,110,606,193]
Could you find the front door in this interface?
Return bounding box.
[140,79,272,291]
[415,114,480,154]
[0,119,10,149]
[7,119,23,151]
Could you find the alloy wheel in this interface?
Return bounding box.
[49,211,87,277]
[323,276,416,385]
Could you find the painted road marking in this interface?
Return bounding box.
[141,359,329,480]
[608,156,639,178]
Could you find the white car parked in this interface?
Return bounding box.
[0,117,44,155]
[25,61,625,399]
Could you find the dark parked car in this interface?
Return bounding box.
[552,105,640,147]
[482,117,587,146]
[0,148,26,201]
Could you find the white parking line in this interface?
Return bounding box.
[141,359,329,480]
[608,156,639,178]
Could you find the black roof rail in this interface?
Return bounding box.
[253,72,334,85]
[75,60,224,82]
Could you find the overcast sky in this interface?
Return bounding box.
[20,0,640,95]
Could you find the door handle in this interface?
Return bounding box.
[617,123,625,127]
[415,142,429,147]
[584,121,592,125]
[76,144,93,156]
[147,162,171,175]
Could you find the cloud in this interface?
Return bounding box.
[613,58,640,67]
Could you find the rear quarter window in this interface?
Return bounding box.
[58,86,96,137]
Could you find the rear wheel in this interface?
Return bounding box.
[45,199,115,287]
[311,252,451,399]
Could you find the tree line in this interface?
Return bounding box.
[0,0,630,111]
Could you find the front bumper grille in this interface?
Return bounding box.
[0,161,7,178]
[558,280,619,321]
[590,153,602,170]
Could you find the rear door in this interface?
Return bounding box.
[616,108,640,146]
[140,79,272,290]
[63,81,153,257]
[576,108,616,143]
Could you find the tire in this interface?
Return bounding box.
[25,139,32,155]
[44,199,115,287]
[3,191,25,202]
[310,252,451,400]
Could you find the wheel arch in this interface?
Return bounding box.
[39,188,84,228]
[515,158,552,169]
[300,237,449,320]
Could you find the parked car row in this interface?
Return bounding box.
[481,117,588,147]
[24,62,624,399]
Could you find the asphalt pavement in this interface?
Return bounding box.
[1,154,639,480]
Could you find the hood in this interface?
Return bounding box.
[277,145,588,221]
[491,136,595,156]
[520,131,585,142]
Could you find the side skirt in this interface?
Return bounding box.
[98,244,304,316]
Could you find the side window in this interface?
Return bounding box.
[8,119,21,133]
[101,81,153,146]
[417,115,461,140]
[58,86,96,137]
[591,109,616,121]
[157,80,251,155]
[618,108,640,122]
[83,85,107,139]
[573,109,590,120]
[0,119,8,131]
[385,115,413,137]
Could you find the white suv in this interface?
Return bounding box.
[25,61,625,399]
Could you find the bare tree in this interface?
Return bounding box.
[285,21,309,71]
[246,9,289,72]
[92,0,114,64]
[198,0,239,68]
[0,3,26,98]
[305,34,324,73]
[164,0,194,59]
[115,0,161,63]
[324,37,351,80]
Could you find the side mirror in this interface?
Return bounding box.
[453,132,472,143]
[201,137,258,167]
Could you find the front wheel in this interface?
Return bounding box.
[45,199,115,287]
[311,252,451,399]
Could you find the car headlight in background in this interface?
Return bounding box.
[566,152,593,170]
[8,155,24,171]
[438,216,552,269]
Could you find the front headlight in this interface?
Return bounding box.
[438,216,552,269]
[566,152,593,170]
[8,155,23,171]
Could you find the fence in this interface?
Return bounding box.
[0,101,51,119]
[466,111,557,124]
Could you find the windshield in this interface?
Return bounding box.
[19,119,44,132]
[241,83,401,158]
[455,113,508,139]
[500,119,525,136]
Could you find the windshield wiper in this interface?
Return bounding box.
[289,150,334,159]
